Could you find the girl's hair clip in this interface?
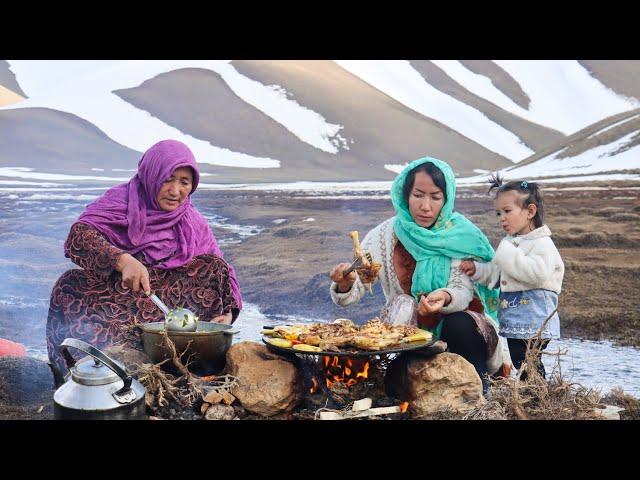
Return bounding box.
[520,181,528,189]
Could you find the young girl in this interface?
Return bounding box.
[460,175,564,379]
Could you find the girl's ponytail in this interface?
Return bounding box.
[487,172,504,194]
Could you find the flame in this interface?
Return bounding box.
[322,356,369,389]
[400,401,409,414]
[356,362,369,379]
[310,377,318,394]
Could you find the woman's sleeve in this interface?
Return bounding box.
[329,227,378,307]
[216,261,241,324]
[330,274,367,307]
[64,222,125,279]
[434,259,474,314]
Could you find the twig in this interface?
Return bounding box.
[158,329,205,404]
[463,306,605,419]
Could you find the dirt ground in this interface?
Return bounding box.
[3,180,639,421]
[205,181,640,347]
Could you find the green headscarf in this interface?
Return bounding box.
[391,156,500,339]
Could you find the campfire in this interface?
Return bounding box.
[307,355,374,402]
[313,356,370,391]
[297,352,409,419]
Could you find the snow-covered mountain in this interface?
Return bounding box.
[1,60,639,186]
[457,108,640,185]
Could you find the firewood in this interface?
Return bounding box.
[352,398,373,411]
[318,405,402,420]
[203,389,236,406]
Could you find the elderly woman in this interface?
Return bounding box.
[46,140,242,375]
[329,157,507,391]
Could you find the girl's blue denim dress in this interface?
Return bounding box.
[498,289,560,339]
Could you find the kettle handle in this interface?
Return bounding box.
[60,338,134,402]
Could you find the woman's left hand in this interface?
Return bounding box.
[417,291,451,315]
[211,312,233,324]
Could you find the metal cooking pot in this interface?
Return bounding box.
[140,322,238,375]
[53,338,147,420]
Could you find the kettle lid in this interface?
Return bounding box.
[71,357,123,386]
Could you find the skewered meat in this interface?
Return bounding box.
[348,231,381,290]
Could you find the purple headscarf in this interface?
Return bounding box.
[74,139,242,309]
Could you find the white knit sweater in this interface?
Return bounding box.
[472,225,564,293]
[330,217,473,312]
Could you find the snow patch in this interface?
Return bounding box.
[384,164,407,174]
[21,193,99,201]
[335,60,534,162]
[586,113,640,139]
[201,213,264,244]
[4,60,282,168]
[0,167,130,182]
[198,180,393,193]
[0,180,75,187]
[430,60,535,121]
[493,60,639,135]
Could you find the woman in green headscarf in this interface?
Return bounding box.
[329,157,508,389]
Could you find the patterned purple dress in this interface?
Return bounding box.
[46,223,240,374]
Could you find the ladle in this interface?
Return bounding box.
[146,292,198,332]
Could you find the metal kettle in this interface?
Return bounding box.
[53,338,147,420]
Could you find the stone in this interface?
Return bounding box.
[202,389,235,405]
[592,405,624,420]
[204,403,235,420]
[232,404,248,419]
[225,342,302,417]
[385,352,484,418]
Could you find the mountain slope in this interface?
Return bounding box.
[114,61,514,179]
[579,60,640,103]
[0,107,141,174]
[408,60,565,151]
[459,108,640,183]
[1,60,639,184]
[0,60,26,97]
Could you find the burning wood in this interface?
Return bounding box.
[323,355,370,389]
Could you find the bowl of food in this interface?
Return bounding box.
[140,322,238,374]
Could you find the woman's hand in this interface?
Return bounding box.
[417,291,451,315]
[116,253,151,295]
[211,312,233,324]
[459,260,476,277]
[330,262,357,293]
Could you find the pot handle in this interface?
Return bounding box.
[59,338,136,404]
